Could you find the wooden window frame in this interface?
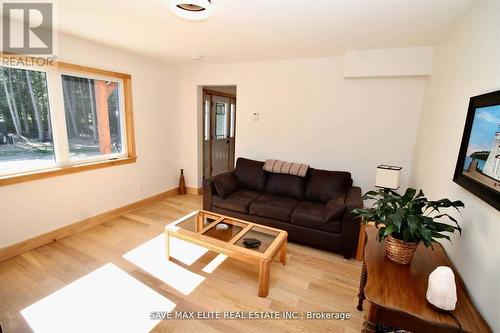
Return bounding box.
[0,55,136,186]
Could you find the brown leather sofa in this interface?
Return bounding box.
[203,158,362,259]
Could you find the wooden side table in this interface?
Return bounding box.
[357,226,491,333]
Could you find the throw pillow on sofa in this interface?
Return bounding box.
[305,169,352,202]
[214,174,239,198]
[233,158,267,192]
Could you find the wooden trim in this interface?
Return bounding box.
[0,187,180,262]
[198,217,225,234]
[123,77,136,159]
[55,61,131,79]
[0,157,136,186]
[203,88,236,99]
[263,233,287,259]
[229,224,253,244]
[186,186,203,195]
[0,54,137,186]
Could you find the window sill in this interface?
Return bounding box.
[0,156,137,186]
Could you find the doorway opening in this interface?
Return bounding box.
[202,86,237,180]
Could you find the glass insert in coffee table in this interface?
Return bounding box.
[233,225,280,253]
[201,219,247,242]
[173,211,220,232]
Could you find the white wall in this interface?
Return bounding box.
[179,56,427,191]
[0,33,181,248]
[344,47,434,78]
[411,1,500,330]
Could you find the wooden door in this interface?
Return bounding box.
[203,91,236,179]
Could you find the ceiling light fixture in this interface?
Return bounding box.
[170,0,212,21]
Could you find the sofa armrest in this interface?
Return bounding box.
[202,178,214,211]
[345,186,363,214]
[202,172,237,210]
[341,186,363,259]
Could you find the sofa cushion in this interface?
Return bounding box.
[305,169,352,203]
[213,173,239,198]
[212,189,261,213]
[249,194,299,222]
[291,201,342,233]
[291,201,325,223]
[265,173,305,200]
[233,158,267,192]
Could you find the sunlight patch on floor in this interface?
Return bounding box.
[123,234,205,295]
[202,253,228,274]
[21,263,175,333]
[170,235,209,265]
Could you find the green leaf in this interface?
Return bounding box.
[431,222,457,233]
[387,189,402,197]
[415,189,425,199]
[362,191,380,200]
[352,210,375,219]
[433,214,462,235]
[402,188,417,203]
[383,224,396,237]
[435,213,457,223]
[431,231,451,243]
[418,227,433,246]
[407,215,419,235]
[378,227,386,241]
[388,213,402,231]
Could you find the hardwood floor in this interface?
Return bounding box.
[0,194,364,333]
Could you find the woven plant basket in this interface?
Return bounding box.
[385,235,418,265]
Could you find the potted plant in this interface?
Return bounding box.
[352,188,464,265]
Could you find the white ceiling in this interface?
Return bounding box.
[54,0,474,65]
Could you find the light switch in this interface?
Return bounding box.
[252,112,259,121]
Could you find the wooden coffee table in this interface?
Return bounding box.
[164,210,288,297]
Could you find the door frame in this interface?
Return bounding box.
[202,88,236,180]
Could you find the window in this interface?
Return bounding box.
[0,57,135,185]
[62,75,124,160]
[214,102,228,139]
[0,66,55,175]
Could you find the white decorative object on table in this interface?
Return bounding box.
[426,266,457,311]
[216,223,229,230]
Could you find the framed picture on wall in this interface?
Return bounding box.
[454,90,500,211]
